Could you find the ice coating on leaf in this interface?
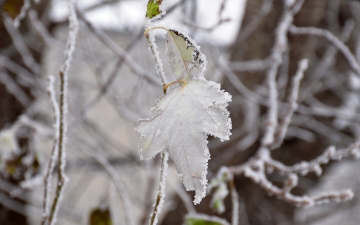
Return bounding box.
[136,78,232,204]
[166,29,207,80]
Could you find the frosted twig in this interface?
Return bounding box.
[262,0,305,147]
[265,142,360,176]
[140,161,157,225]
[0,180,83,223]
[272,59,308,148]
[149,151,169,225]
[228,146,354,207]
[145,31,168,85]
[227,139,360,207]
[299,20,354,101]
[41,75,60,225]
[3,16,41,75]
[289,25,360,77]
[47,0,79,224]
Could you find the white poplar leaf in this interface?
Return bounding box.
[136,77,232,204]
[166,29,207,80]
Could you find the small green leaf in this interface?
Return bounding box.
[185,214,229,225]
[186,218,222,225]
[146,0,163,19]
[2,0,24,19]
[89,208,112,225]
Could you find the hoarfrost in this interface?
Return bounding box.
[166,29,207,80]
[136,78,232,204]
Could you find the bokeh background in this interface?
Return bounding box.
[1,0,360,224]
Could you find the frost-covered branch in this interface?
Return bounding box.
[289,25,360,77]
[227,140,360,207]
[46,0,79,224]
[299,19,354,101]
[262,0,305,147]
[41,75,60,225]
[149,151,169,225]
[144,30,168,86]
[272,59,308,148]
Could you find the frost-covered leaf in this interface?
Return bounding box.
[136,78,231,204]
[89,208,113,225]
[146,0,163,19]
[185,213,230,225]
[166,30,206,80]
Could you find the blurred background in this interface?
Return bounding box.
[1,0,360,224]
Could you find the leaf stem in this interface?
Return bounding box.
[145,29,168,85]
[149,151,169,225]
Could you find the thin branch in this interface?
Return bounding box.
[299,19,354,101]
[262,0,305,147]
[272,59,308,148]
[47,0,79,224]
[41,75,60,225]
[145,31,168,85]
[3,15,41,75]
[171,182,196,214]
[78,142,134,225]
[228,176,239,225]
[149,151,169,225]
[289,25,360,77]
[76,8,159,85]
[0,72,31,107]
[229,58,272,72]
[237,0,273,44]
